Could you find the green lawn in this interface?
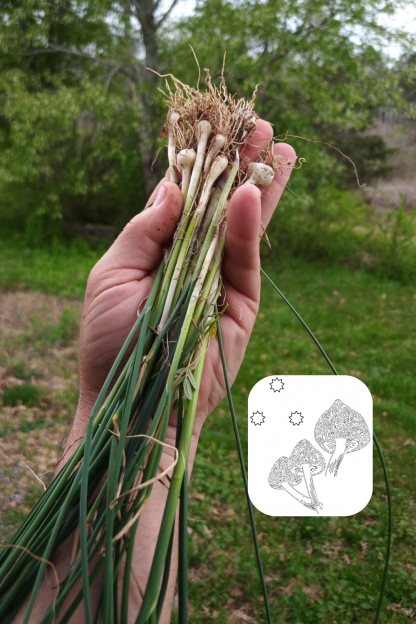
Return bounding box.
[0,241,415,623]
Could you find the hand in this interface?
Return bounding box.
[20,121,295,624]
[71,120,295,446]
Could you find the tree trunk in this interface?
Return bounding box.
[134,0,164,197]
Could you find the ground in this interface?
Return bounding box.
[0,247,415,623]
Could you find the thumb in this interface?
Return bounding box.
[98,181,183,274]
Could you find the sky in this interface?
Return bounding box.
[379,5,416,57]
[167,0,416,59]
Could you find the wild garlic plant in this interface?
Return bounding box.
[0,72,289,624]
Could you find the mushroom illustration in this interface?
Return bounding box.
[288,439,325,512]
[314,399,371,477]
[268,455,317,512]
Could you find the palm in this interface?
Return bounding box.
[76,121,294,436]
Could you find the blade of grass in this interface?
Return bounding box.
[177,388,188,624]
[103,307,153,622]
[155,525,175,623]
[56,558,105,624]
[81,265,163,624]
[372,435,392,624]
[136,336,209,623]
[19,264,166,624]
[156,387,186,622]
[0,282,155,608]
[120,524,139,624]
[260,267,392,624]
[215,308,272,624]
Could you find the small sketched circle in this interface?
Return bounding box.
[250,411,265,426]
[270,377,285,393]
[289,411,304,426]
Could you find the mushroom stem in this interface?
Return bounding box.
[326,438,348,477]
[302,465,323,511]
[280,483,318,514]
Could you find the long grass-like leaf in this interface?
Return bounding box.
[177,388,188,624]
[76,264,166,621]
[215,309,272,624]
[136,336,209,623]
[260,267,392,624]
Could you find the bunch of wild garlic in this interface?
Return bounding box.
[0,72,280,624]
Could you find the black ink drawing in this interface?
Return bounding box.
[270,377,284,393]
[268,456,316,511]
[314,399,371,476]
[268,439,325,513]
[288,440,325,512]
[289,411,304,426]
[250,411,265,426]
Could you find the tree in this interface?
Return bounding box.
[0,0,414,236]
[0,0,180,196]
[164,0,413,186]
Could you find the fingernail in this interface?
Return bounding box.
[154,184,167,206]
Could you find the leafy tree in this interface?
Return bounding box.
[0,72,144,239]
[0,0,178,195]
[165,0,413,187]
[0,0,414,238]
[397,52,416,108]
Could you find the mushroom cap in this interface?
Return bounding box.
[268,456,302,490]
[288,439,326,477]
[314,399,371,455]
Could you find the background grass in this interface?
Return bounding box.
[0,241,415,623]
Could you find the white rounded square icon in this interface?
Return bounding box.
[248,375,373,517]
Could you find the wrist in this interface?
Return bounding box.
[75,382,100,424]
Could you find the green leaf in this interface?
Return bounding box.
[187,370,198,390]
[183,377,193,400]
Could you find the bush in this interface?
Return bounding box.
[0,73,146,243]
[264,187,416,282]
[368,196,416,281]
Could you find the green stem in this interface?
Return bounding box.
[135,336,209,623]
[260,268,392,624]
[216,310,272,624]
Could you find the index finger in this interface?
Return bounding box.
[260,141,296,230]
[240,119,274,164]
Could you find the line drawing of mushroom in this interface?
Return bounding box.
[288,439,325,512]
[314,399,371,477]
[268,456,317,512]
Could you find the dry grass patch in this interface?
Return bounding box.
[0,290,82,541]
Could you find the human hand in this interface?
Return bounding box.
[22,121,295,624]
[71,120,295,446]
